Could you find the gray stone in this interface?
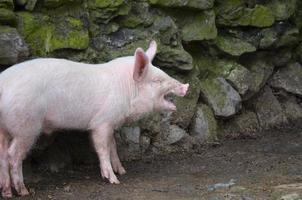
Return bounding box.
[281,97,302,125]
[216,1,275,27]
[222,110,260,138]
[0,8,16,25]
[200,77,242,117]
[170,72,200,129]
[149,0,214,10]
[224,63,253,96]
[154,124,186,146]
[0,0,14,10]
[269,63,302,97]
[121,126,140,144]
[243,54,275,99]
[0,26,29,65]
[214,35,256,56]
[25,0,37,11]
[190,104,217,142]
[267,0,297,21]
[180,10,217,42]
[252,86,287,129]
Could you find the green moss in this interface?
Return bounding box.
[16,12,42,36]
[216,2,275,27]
[201,104,218,142]
[66,17,83,29]
[16,12,89,56]
[267,0,297,21]
[200,78,227,111]
[0,0,14,10]
[214,35,256,56]
[238,5,275,27]
[181,10,217,42]
[89,0,123,9]
[0,8,16,25]
[149,0,214,10]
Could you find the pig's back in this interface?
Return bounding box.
[0,58,112,130]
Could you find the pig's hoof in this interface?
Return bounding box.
[14,183,29,196]
[19,186,29,196]
[109,177,120,184]
[2,187,13,198]
[117,167,126,175]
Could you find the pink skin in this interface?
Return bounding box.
[0,40,188,197]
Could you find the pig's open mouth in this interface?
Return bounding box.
[162,92,177,110]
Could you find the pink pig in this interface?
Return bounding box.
[0,41,189,198]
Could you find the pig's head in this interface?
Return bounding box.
[131,41,189,113]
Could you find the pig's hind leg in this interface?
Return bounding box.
[0,129,12,198]
[91,124,120,184]
[110,137,126,175]
[7,116,42,197]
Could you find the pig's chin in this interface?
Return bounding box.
[162,93,176,111]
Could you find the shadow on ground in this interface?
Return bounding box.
[13,130,302,200]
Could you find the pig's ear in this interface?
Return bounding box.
[133,48,149,82]
[145,40,157,61]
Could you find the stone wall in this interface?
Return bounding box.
[1,0,302,169]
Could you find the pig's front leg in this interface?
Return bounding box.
[110,137,126,175]
[91,124,120,184]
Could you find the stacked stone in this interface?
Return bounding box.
[1,0,302,164]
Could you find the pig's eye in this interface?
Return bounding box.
[152,79,162,84]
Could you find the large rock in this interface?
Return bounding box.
[16,12,89,56]
[88,0,130,24]
[194,57,253,96]
[155,44,193,71]
[149,0,214,10]
[180,10,217,42]
[216,1,275,27]
[43,0,81,8]
[170,72,200,129]
[214,35,256,56]
[0,8,16,25]
[0,0,14,10]
[190,104,218,142]
[0,26,29,65]
[266,0,297,21]
[241,53,275,99]
[252,86,287,129]
[269,63,302,97]
[222,109,260,138]
[281,96,302,125]
[153,124,187,147]
[200,77,242,117]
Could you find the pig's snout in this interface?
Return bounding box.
[173,83,189,97]
[180,83,189,96]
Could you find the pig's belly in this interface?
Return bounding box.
[43,100,97,131]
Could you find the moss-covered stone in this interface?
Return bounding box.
[266,0,297,21]
[149,0,214,10]
[16,12,89,56]
[216,2,275,27]
[0,26,29,65]
[171,71,201,129]
[190,103,218,142]
[252,86,288,129]
[0,8,16,25]
[241,53,275,99]
[214,35,256,56]
[181,10,217,42]
[88,0,129,24]
[222,109,260,138]
[43,0,81,8]
[200,77,242,117]
[0,0,14,10]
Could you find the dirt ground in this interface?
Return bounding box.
[11,130,302,200]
